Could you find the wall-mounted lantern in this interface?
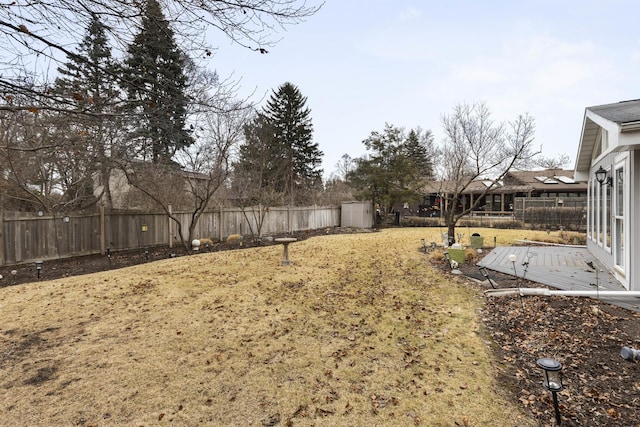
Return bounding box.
[595,166,612,187]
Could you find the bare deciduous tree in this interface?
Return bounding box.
[1,1,322,112]
[118,93,252,249]
[438,102,538,243]
[231,112,286,239]
[535,153,571,170]
[0,105,104,212]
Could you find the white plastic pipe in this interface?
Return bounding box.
[485,288,640,298]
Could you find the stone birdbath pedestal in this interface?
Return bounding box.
[274,237,297,266]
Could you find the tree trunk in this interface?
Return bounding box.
[447,222,456,246]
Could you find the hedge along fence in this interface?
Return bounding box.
[0,205,341,266]
[514,197,587,231]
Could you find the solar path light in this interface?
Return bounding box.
[35,260,43,279]
[537,358,564,425]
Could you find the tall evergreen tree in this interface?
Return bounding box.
[403,128,435,179]
[55,14,120,113]
[52,15,123,209]
[122,0,191,164]
[262,82,323,204]
[235,113,279,194]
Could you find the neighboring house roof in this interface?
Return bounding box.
[423,169,586,195]
[575,99,640,177]
[505,169,586,192]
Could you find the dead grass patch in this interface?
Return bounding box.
[0,228,548,426]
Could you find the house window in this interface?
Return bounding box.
[492,194,501,211]
[614,164,624,272]
[603,169,611,251]
[591,177,596,241]
[596,177,602,245]
[593,133,602,159]
[587,179,592,240]
[601,128,609,152]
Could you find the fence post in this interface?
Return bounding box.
[219,205,224,242]
[100,205,105,255]
[0,207,5,266]
[168,204,173,248]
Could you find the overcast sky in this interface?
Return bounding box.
[209,0,639,179]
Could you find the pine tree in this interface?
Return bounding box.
[122,0,191,164]
[55,14,120,113]
[403,128,435,178]
[235,113,278,193]
[262,82,323,204]
[53,15,122,209]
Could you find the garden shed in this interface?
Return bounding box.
[340,201,373,228]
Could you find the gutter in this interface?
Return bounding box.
[485,288,640,298]
[514,239,586,248]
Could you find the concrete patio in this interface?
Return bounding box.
[477,245,640,312]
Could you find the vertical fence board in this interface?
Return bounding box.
[1,205,341,266]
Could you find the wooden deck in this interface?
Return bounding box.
[478,245,640,312]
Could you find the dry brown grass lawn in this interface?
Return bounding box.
[0,228,553,426]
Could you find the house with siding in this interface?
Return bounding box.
[421,169,586,215]
[574,99,640,291]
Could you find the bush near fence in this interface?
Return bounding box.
[522,207,586,231]
[514,197,586,231]
[400,215,524,229]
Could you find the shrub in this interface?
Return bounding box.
[428,249,446,263]
[465,248,479,263]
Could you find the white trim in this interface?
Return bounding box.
[603,166,611,253]
[613,153,630,289]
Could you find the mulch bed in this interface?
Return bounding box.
[0,227,373,288]
[451,251,640,426]
[2,231,639,425]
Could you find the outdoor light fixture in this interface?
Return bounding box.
[35,260,43,279]
[537,358,564,425]
[509,254,518,277]
[478,266,496,288]
[509,254,526,309]
[595,166,612,186]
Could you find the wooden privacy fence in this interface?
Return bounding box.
[0,205,341,266]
